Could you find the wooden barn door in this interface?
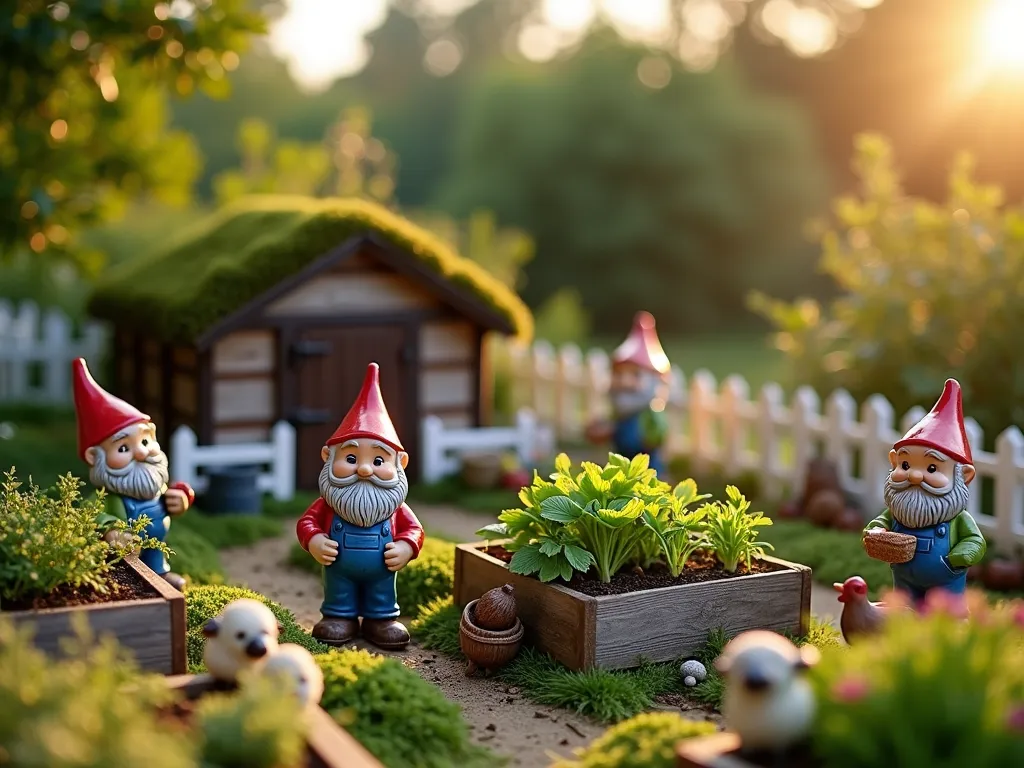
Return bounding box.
[285,324,417,490]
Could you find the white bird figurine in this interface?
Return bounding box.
[715,630,820,755]
[202,598,282,684]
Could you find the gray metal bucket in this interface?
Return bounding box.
[201,465,261,515]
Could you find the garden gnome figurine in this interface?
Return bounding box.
[72,358,194,590]
[296,362,424,649]
[585,311,671,474]
[863,379,986,606]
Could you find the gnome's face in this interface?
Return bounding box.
[610,363,668,418]
[318,440,409,528]
[884,445,975,528]
[85,422,169,501]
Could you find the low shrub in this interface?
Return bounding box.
[317,647,497,768]
[173,511,282,549]
[810,591,1024,767]
[410,596,463,657]
[549,711,715,768]
[0,470,167,603]
[184,585,329,671]
[166,523,225,586]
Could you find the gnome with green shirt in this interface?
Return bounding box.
[73,358,194,591]
[863,378,986,606]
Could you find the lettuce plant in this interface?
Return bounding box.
[641,479,712,578]
[701,485,773,573]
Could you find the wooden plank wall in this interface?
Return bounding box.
[419,319,479,428]
[167,345,199,436]
[210,330,277,444]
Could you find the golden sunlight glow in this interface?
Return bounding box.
[980,0,1024,71]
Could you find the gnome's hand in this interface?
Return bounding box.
[164,488,190,516]
[384,540,414,572]
[103,529,137,550]
[309,534,339,566]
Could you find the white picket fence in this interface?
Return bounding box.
[420,408,554,483]
[500,339,1024,555]
[170,421,297,501]
[0,300,106,403]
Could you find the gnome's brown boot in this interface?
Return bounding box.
[361,619,410,649]
[162,572,186,592]
[312,617,360,646]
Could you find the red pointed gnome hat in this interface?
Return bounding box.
[611,311,671,377]
[72,358,150,460]
[326,363,404,453]
[894,378,973,465]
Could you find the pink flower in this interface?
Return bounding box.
[832,676,871,703]
[1012,603,1024,630]
[1005,705,1024,732]
[921,589,969,619]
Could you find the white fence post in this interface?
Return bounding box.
[719,375,749,472]
[757,382,784,499]
[421,415,445,484]
[824,389,856,490]
[419,408,545,484]
[270,420,296,501]
[171,425,199,492]
[689,370,717,469]
[992,427,1024,556]
[789,387,820,498]
[861,395,895,516]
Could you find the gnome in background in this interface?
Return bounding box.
[296,363,424,649]
[72,358,194,590]
[863,378,987,605]
[585,311,672,475]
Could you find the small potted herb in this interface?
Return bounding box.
[456,453,811,670]
[0,469,186,673]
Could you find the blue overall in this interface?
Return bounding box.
[121,496,170,575]
[613,411,664,476]
[321,515,399,620]
[890,519,967,603]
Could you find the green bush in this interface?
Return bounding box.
[410,596,463,657]
[0,406,80,490]
[166,523,225,586]
[0,470,167,603]
[196,675,306,768]
[0,616,194,768]
[287,536,455,618]
[317,647,496,768]
[753,133,1024,439]
[184,585,329,671]
[549,711,715,768]
[810,592,1024,767]
[173,511,282,549]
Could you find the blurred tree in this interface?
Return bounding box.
[438,32,827,334]
[0,0,264,270]
[752,134,1024,439]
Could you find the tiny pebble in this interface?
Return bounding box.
[684,675,697,687]
[680,659,708,682]
[485,724,497,732]
[508,686,520,694]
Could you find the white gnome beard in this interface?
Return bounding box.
[884,463,970,529]
[89,447,169,501]
[611,373,662,418]
[319,454,409,528]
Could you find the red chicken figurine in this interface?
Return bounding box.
[834,576,887,644]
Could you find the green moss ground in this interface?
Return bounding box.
[549,711,715,768]
[88,196,532,344]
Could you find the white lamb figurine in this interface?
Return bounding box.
[258,643,325,708]
[202,598,282,683]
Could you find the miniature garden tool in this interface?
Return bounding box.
[295,362,425,650]
[460,584,524,676]
[862,379,987,607]
[72,357,195,592]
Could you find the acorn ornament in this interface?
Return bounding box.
[474,584,517,631]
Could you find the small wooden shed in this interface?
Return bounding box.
[86,197,532,489]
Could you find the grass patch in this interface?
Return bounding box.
[761,519,892,599]
[166,523,225,585]
[410,596,463,657]
[260,491,319,519]
[550,711,715,768]
[408,475,521,514]
[0,405,80,491]
[173,509,282,548]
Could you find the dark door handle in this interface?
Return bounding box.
[289,407,332,425]
[289,340,332,366]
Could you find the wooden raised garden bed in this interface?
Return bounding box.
[676,732,821,768]
[453,541,811,671]
[4,554,186,674]
[166,674,384,768]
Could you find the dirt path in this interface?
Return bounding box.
[218,503,836,766]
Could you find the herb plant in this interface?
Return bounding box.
[701,485,773,573]
[0,470,169,603]
[641,479,712,577]
[810,591,1024,768]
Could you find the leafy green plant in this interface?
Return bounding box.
[0,615,194,768]
[549,711,715,768]
[702,485,774,573]
[810,592,1024,767]
[641,478,712,577]
[318,648,498,768]
[0,470,169,603]
[196,675,306,768]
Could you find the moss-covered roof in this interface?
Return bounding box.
[87,196,533,345]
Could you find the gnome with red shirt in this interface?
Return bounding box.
[72,358,195,591]
[864,379,987,605]
[585,312,672,475]
[296,363,424,649]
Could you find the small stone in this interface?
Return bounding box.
[684,675,697,687]
[534,711,550,719]
[507,686,521,695]
[485,724,497,732]
[560,739,570,746]
[680,659,708,682]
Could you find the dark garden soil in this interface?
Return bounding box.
[723,743,822,768]
[0,559,158,611]
[482,546,786,597]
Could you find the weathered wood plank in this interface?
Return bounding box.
[213,425,271,444]
[420,321,475,364]
[593,569,804,668]
[420,367,474,410]
[213,377,274,423]
[212,330,275,375]
[454,543,594,670]
[264,272,438,316]
[172,372,197,415]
